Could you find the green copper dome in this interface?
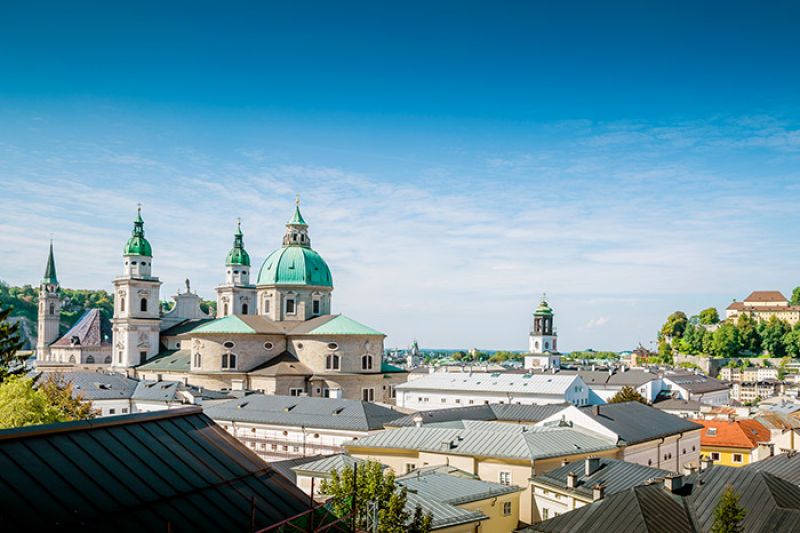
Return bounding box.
[226,220,251,266]
[256,246,332,287]
[123,207,153,257]
[534,297,553,316]
[42,240,59,286]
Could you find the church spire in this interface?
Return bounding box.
[42,238,58,286]
[283,195,311,247]
[124,204,153,257]
[288,194,308,226]
[226,218,251,266]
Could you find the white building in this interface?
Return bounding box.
[394,371,590,411]
[661,372,730,406]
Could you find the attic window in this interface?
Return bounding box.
[707,428,717,437]
[97,384,112,390]
[264,342,274,350]
[223,341,236,349]
[328,342,338,350]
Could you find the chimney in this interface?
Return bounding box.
[585,457,601,477]
[561,458,570,467]
[413,414,423,428]
[700,456,713,471]
[592,484,605,501]
[593,405,600,416]
[440,440,452,451]
[567,471,577,489]
[664,474,684,493]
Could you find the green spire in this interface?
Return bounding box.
[42,239,58,286]
[287,194,307,226]
[534,293,553,316]
[226,218,251,266]
[123,204,153,256]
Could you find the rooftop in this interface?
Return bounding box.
[39,371,139,400]
[395,371,583,395]
[662,372,729,393]
[0,407,315,531]
[386,402,569,428]
[745,290,789,303]
[51,308,112,347]
[745,452,800,485]
[575,402,703,445]
[690,419,771,449]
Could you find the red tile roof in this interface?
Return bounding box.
[744,291,788,303]
[690,419,771,449]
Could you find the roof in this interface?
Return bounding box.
[662,372,729,393]
[380,361,406,373]
[386,403,568,428]
[226,221,251,266]
[132,380,181,402]
[727,301,745,310]
[42,240,58,285]
[289,314,385,336]
[745,452,800,485]
[346,424,616,461]
[652,398,707,411]
[577,402,703,445]
[41,371,138,400]
[752,412,800,431]
[288,204,307,225]
[291,453,367,477]
[51,308,112,347]
[745,290,789,303]
[533,458,670,500]
[256,244,332,287]
[398,470,520,528]
[396,371,583,395]
[123,206,152,257]
[189,315,288,335]
[204,394,401,431]
[248,351,313,377]
[690,419,771,449]
[525,465,800,533]
[135,349,190,371]
[271,454,325,484]
[160,318,215,336]
[0,407,316,531]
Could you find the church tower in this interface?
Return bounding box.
[111,207,162,369]
[215,219,256,317]
[36,240,62,362]
[529,295,558,353]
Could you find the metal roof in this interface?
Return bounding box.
[662,372,729,393]
[405,491,486,529]
[204,394,401,431]
[132,380,181,402]
[189,315,288,335]
[745,452,800,485]
[387,403,568,428]
[247,351,313,376]
[346,424,616,461]
[396,372,583,395]
[0,407,316,531]
[40,371,139,400]
[160,318,215,336]
[289,314,385,336]
[399,470,520,507]
[577,402,703,444]
[51,308,112,347]
[135,349,191,371]
[533,458,670,499]
[291,453,367,477]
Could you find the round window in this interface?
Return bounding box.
[264,342,274,350]
[175,342,181,348]
[297,343,304,350]
[223,341,236,349]
[328,342,339,350]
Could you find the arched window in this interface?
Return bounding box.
[104,355,112,364]
[194,353,201,367]
[140,298,148,312]
[326,354,340,370]
[49,303,55,315]
[86,355,95,364]
[223,303,228,315]
[361,354,374,371]
[68,354,75,363]
[242,303,249,315]
[222,353,237,369]
[120,297,125,312]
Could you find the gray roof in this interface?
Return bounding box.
[291,453,367,477]
[136,349,190,371]
[270,454,325,484]
[653,398,707,411]
[578,402,703,445]
[346,424,616,461]
[533,458,671,499]
[204,394,401,431]
[386,403,568,428]
[132,380,181,402]
[160,318,214,336]
[0,407,317,531]
[396,372,583,395]
[558,369,657,388]
[663,372,729,393]
[745,452,800,485]
[51,308,112,347]
[39,371,138,400]
[405,491,485,530]
[524,465,800,533]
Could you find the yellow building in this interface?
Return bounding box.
[690,419,772,467]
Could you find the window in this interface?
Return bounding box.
[222,353,238,369]
[361,354,374,371]
[388,385,396,399]
[264,298,270,314]
[223,303,228,315]
[109,409,116,415]
[362,388,375,402]
[405,463,416,474]
[139,351,147,364]
[49,303,55,315]
[104,355,112,364]
[710,452,720,461]
[289,388,304,396]
[194,353,201,367]
[286,298,296,314]
[264,342,274,350]
[242,303,249,315]
[86,355,95,364]
[223,341,236,349]
[140,298,148,312]
[733,453,743,463]
[499,472,511,486]
[122,408,128,414]
[503,501,512,516]
[327,342,338,350]
[542,509,549,520]
[326,354,341,370]
[120,297,125,312]
[313,299,321,315]
[441,398,447,403]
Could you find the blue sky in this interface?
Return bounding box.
[1,1,800,351]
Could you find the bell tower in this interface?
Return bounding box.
[111,206,162,369]
[216,219,256,317]
[529,295,558,353]
[36,239,62,362]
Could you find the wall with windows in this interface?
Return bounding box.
[700,446,757,467]
[187,333,286,373]
[256,286,332,322]
[287,334,384,374]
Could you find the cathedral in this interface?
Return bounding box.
[36,201,407,403]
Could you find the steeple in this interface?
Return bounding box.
[124,204,153,257]
[226,218,251,266]
[282,195,311,247]
[42,238,58,287]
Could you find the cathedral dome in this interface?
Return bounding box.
[256,245,332,287]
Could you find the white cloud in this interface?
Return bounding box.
[585,316,610,329]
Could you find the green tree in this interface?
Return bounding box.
[608,386,648,404]
[0,306,26,379]
[699,307,720,325]
[661,311,689,339]
[0,375,95,429]
[711,485,746,533]
[451,351,465,361]
[711,322,742,358]
[320,461,432,533]
[736,314,761,355]
[783,323,800,358]
[657,339,674,364]
[791,286,800,306]
[758,315,790,357]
